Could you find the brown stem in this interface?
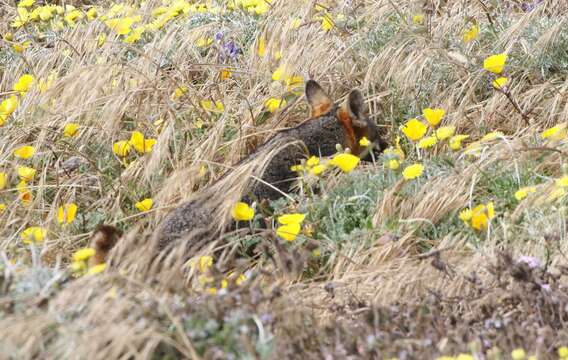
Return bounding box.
[500,88,530,126]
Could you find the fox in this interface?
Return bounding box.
[89,80,387,264]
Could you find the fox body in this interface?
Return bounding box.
[91,81,387,261]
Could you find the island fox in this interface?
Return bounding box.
[89,80,387,263]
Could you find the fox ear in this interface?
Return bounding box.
[305,80,333,117]
[344,89,368,128]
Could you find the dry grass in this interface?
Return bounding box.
[2,0,568,358]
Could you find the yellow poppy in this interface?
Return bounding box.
[231,202,254,221]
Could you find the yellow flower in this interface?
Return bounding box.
[285,75,304,90]
[64,9,83,25]
[13,41,31,53]
[135,198,153,212]
[57,203,77,224]
[463,24,480,43]
[13,145,36,159]
[402,163,424,180]
[412,14,424,24]
[196,37,213,47]
[418,136,437,149]
[70,260,86,273]
[200,100,224,113]
[462,203,495,231]
[0,96,19,118]
[193,255,213,273]
[306,156,319,167]
[290,164,304,172]
[129,131,157,154]
[232,202,254,221]
[63,123,79,137]
[113,140,131,157]
[21,226,46,244]
[11,8,29,28]
[264,98,287,113]
[541,123,567,141]
[558,346,568,358]
[257,37,266,57]
[17,166,36,181]
[359,137,370,147]
[309,164,327,175]
[0,203,6,212]
[556,176,568,187]
[234,273,247,285]
[105,17,134,35]
[17,180,32,203]
[18,0,34,7]
[436,126,455,140]
[173,86,188,99]
[459,208,472,223]
[277,213,306,225]
[0,172,6,190]
[511,348,526,360]
[86,263,107,275]
[449,134,469,150]
[483,53,507,74]
[72,247,95,262]
[423,108,445,127]
[37,6,54,21]
[330,153,360,173]
[401,118,427,141]
[13,74,35,94]
[321,14,335,31]
[87,7,98,20]
[387,159,400,170]
[272,65,286,81]
[124,27,144,44]
[220,69,232,80]
[471,207,489,231]
[492,77,508,89]
[515,186,536,201]
[276,222,301,241]
[481,131,504,142]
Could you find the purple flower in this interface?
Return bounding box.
[214,31,224,41]
[521,0,543,11]
[221,40,239,60]
[517,255,542,269]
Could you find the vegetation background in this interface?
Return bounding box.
[2,0,568,358]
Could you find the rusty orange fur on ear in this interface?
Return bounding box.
[338,108,358,154]
[305,80,333,118]
[311,101,333,118]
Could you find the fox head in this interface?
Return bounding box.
[304,80,386,157]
